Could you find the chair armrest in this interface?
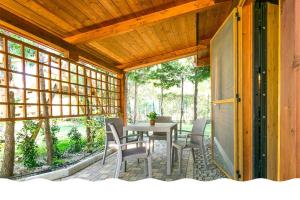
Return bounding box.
[180,130,191,133]
[119,134,140,139]
[120,140,149,147]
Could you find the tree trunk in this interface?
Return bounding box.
[40,67,53,165]
[194,81,198,120]
[160,87,164,115]
[180,78,184,134]
[86,102,92,152]
[1,92,15,177]
[133,81,137,123]
[30,84,58,141]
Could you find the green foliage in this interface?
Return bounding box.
[187,65,210,84]
[56,139,71,154]
[127,68,150,84]
[67,127,82,153]
[148,61,182,89]
[52,158,65,167]
[147,112,158,120]
[50,120,62,159]
[85,117,106,150]
[94,128,105,150]
[17,121,39,169]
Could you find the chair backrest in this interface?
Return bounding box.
[156,116,173,123]
[105,118,124,141]
[191,118,207,145]
[153,116,173,135]
[107,123,122,150]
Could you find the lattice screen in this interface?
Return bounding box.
[0,33,121,121]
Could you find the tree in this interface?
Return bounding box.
[148,62,181,115]
[176,59,192,133]
[188,64,210,120]
[40,66,54,165]
[1,92,15,177]
[127,68,150,122]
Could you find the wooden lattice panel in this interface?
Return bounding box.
[0,33,120,121]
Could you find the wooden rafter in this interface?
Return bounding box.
[0,7,122,74]
[64,0,217,44]
[196,56,210,67]
[120,43,209,72]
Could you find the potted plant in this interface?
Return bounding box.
[147,112,158,126]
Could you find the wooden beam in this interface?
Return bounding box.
[120,44,208,72]
[0,7,122,74]
[65,0,216,44]
[196,56,210,67]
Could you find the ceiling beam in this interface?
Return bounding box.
[0,7,122,74]
[65,0,216,44]
[196,56,210,67]
[120,43,208,72]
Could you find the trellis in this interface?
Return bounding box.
[0,33,121,121]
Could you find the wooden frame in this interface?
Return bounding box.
[0,32,121,121]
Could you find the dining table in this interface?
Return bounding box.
[123,122,178,175]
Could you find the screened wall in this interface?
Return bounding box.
[0,33,121,121]
[211,10,237,178]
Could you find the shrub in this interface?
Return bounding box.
[85,117,105,150]
[50,120,62,159]
[17,121,39,169]
[67,127,82,153]
[94,128,105,150]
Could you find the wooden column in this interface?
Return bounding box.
[117,73,127,124]
[295,0,300,178]
[279,0,297,180]
[240,0,254,180]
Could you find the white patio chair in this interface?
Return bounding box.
[172,118,207,173]
[107,123,152,178]
[149,116,173,152]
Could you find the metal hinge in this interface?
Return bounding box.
[236,93,241,102]
[235,11,241,21]
[236,170,242,180]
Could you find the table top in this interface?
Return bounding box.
[124,122,177,132]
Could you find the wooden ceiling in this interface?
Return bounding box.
[0,0,237,73]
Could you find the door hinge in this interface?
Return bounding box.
[235,11,241,21]
[236,170,242,180]
[236,93,241,102]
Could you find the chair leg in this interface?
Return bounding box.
[172,147,175,169]
[123,161,127,172]
[201,139,207,167]
[178,149,183,174]
[144,159,148,176]
[102,139,108,165]
[147,156,152,178]
[115,157,122,178]
[191,148,196,162]
[152,139,155,152]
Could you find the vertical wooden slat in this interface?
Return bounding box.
[22,43,27,118]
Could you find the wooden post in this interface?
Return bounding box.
[117,73,127,124]
[1,92,15,177]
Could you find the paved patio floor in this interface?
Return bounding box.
[61,137,225,181]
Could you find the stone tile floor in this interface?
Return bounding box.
[61,137,225,181]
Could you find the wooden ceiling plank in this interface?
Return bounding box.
[65,0,216,44]
[88,42,127,63]
[120,43,208,71]
[16,0,75,31]
[0,6,121,73]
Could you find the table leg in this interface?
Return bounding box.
[174,126,178,161]
[167,129,172,175]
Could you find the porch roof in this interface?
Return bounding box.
[0,0,237,73]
